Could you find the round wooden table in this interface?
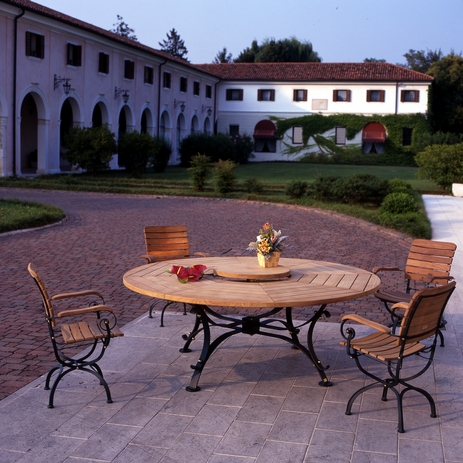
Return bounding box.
[123,256,381,390]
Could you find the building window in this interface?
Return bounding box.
[67,43,82,67]
[124,59,135,79]
[367,90,385,102]
[401,90,420,102]
[206,84,212,99]
[193,81,200,96]
[402,127,413,146]
[333,90,351,102]
[98,52,109,74]
[163,72,171,89]
[257,89,275,101]
[229,125,240,136]
[226,89,243,101]
[293,90,307,102]
[292,126,303,144]
[180,76,188,93]
[25,31,45,59]
[335,127,347,145]
[144,66,153,84]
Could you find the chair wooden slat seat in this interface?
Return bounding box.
[28,263,124,408]
[340,281,456,433]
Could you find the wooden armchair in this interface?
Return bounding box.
[28,263,124,408]
[340,281,456,433]
[140,225,209,326]
[373,239,456,344]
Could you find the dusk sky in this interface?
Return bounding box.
[38,0,462,65]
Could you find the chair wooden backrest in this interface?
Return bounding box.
[398,281,456,345]
[143,225,191,262]
[28,263,56,327]
[404,239,456,286]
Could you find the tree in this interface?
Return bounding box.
[159,28,189,61]
[214,47,233,63]
[398,48,443,73]
[110,15,138,41]
[427,53,463,133]
[234,37,321,63]
[363,58,386,63]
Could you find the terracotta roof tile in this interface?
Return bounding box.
[195,62,434,82]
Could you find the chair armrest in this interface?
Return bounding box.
[391,302,409,311]
[371,266,402,274]
[425,274,454,284]
[140,254,157,264]
[52,290,104,302]
[57,304,114,318]
[193,252,210,257]
[341,314,391,333]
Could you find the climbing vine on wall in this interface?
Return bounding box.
[271,113,430,158]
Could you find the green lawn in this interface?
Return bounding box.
[0,162,443,236]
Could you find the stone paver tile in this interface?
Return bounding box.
[159,432,221,463]
[207,455,255,463]
[70,423,141,461]
[283,385,327,413]
[108,397,167,426]
[354,419,398,454]
[351,451,397,463]
[305,429,355,463]
[186,404,240,435]
[112,443,166,463]
[131,413,192,448]
[316,400,360,432]
[236,394,285,424]
[215,421,272,457]
[268,410,317,443]
[208,380,257,407]
[256,440,307,463]
[160,387,213,416]
[442,426,463,461]
[398,438,444,463]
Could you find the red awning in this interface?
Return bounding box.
[253,120,276,139]
[363,132,386,143]
[362,122,386,143]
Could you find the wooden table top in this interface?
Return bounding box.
[123,257,381,309]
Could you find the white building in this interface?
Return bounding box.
[197,63,433,161]
[0,0,219,176]
[0,0,434,176]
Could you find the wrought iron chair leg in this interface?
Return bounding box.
[44,365,61,390]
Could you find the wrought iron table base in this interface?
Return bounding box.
[180,303,333,392]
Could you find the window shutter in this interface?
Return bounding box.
[346,90,351,102]
[258,90,263,101]
[367,90,372,102]
[414,91,420,102]
[293,126,303,144]
[39,35,44,59]
[333,90,337,101]
[400,90,405,102]
[75,45,82,66]
[25,31,31,56]
[380,90,385,102]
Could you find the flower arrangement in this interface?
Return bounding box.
[168,264,207,283]
[247,222,288,259]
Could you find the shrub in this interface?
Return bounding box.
[380,192,419,214]
[63,125,116,175]
[179,133,235,166]
[309,175,341,200]
[212,159,236,195]
[378,211,431,239]
[412,131,463,153]
[150,137,172,173]
[118,131,158,178]
[285,180,308,199]
[388,178,413,193]
[243,177,264,194]
[333,174,389,205]
[415,143,463,190]
[230,134,254,164]
[188,154,212,191]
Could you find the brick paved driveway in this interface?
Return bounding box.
[0,188,412,400]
